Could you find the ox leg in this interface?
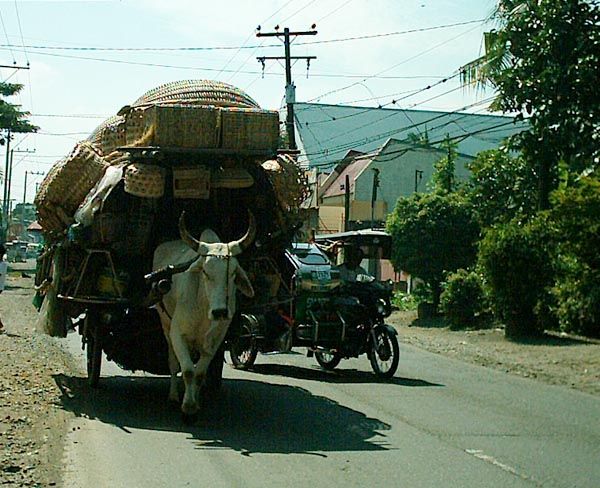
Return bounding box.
[167,342,181,403]
[169,329,199,415]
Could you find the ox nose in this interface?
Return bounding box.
[212,308,228,320]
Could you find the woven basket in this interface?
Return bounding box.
[88,115,126,156]
[125,104,220,148]
[35,142,109,234]
[124,164,165,198]
[221,108,279,151]
[262,154,309,212]
[132,80,260,109]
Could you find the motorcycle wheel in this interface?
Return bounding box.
[315,351,342,370]
[85,311,102,388]
[369,328,399,379]
[229,319,258,370]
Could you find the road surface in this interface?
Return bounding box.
[59,334,600,488]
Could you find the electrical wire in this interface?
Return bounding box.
[306,118,517,169]
[0,10,15,64]
[13,0,28,65]
[308,21,484,102]
[316,0,355,23]
[300,96,499,164]
[0,18,487,52]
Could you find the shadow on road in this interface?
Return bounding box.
[250,363,444,387]
[53,373,393,456]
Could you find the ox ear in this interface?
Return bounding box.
[235,266,254,298]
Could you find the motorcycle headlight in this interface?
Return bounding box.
[377,299,386,315]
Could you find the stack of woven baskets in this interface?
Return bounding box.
[34,142,109,235]
[35,80,304,239]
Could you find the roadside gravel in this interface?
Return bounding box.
[0,273,78,487]
[0,271,598,487]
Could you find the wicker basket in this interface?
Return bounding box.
[125,104,221,148]
[262,154,309,212]
[221,108,279,151]
[132,80,259,109]
[88,115,126,156]
[124,164,165,198]
[35,142,109,235]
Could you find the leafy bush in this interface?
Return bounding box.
[391,291,418,311]
[548,177,600,337]
[440,269,488,329]
[478,216,556,339]
[387,192,480,309]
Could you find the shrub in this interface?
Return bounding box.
[478,216,556,339]
[440,269,488,329]
[391,291,418,311]
[548,176,600,337]
[387,192,479,309]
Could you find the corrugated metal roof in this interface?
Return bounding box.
[294,103,528,169]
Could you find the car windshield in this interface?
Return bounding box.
[291,249,330,266]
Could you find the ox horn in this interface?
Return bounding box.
[178,211,201,252]
[229,211,257,256]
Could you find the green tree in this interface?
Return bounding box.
[387,192,479,310]
[430,137,458,194]
[0,82,37,134]
[462,0,600,209]
[467,148,537,227]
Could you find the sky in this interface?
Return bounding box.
[0,0,499,205]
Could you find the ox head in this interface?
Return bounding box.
[179,212,256,321]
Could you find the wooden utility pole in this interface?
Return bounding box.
[21,170,44,239]
[256,26,317,150]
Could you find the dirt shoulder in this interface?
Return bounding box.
[389,311,600,396]
[0,270,78,488]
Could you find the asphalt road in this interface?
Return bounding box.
[59,333,600,488]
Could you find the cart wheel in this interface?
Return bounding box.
[229,317,257,370]
[368,327,399,379]
[85,312,102,388]
[315,351,342,371]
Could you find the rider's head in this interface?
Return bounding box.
[344,245,364,269]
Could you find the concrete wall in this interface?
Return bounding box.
[354,140,473,215]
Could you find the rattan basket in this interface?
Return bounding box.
[35,142,109,235]
[88,115,126,156]
[262,154,309,212]
[221,108,279,151]
[125,104,221,148]
[124,163,165,198]
[132,80,260,109]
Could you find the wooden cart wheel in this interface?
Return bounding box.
[85,311,103,388]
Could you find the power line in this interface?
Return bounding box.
[309,21,484,102]
[0,10,15,64]
[13,0,29,65]
[307,118,517,169]
[301,96,499,163]
[0,18,486,52]
[316,0,355,23]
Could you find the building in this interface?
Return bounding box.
[295,103,527,233]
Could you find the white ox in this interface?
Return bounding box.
[153,213,255,415]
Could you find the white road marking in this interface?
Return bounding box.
[465,449,520,476]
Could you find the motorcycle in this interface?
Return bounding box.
[227,243,399,379]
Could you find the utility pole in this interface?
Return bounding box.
[3,128,12,219]
[6,148,35,223]
[21,170,44,239]
[370,168,380,228]
[257,26,317,150]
